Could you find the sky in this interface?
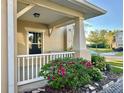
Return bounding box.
[84,0,123,33]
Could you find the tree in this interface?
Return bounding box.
[105,31,115,49]
[87,31,102,49]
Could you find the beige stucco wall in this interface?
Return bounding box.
[1,0,8,93]
[17,20,65,55]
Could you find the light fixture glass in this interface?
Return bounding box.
[33,13,40,18]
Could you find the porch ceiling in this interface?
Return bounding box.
[17,2,74,25]
[17,0,106,25]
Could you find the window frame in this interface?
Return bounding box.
[25,27,45,55]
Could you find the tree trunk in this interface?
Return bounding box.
[95,44,97,50]
[109,44,112,49]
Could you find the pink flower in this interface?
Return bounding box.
[68,62,75,65]
[58,65,66,77]
[47,76,55,80]
[52,76,55,80]
[47,76,50,80]
[61,67,66,77]
[84,61,93,68]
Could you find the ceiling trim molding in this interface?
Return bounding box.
[18,0,83,18]
[17,4,35,19]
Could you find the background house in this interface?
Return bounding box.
[115,31,123,48]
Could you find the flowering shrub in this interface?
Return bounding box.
[87,67,103,81]
[91,54,106,71]
[39,58,102,89]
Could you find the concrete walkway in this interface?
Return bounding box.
[104,56,123,61]
[112,65,123,69]
[99,77,123,93]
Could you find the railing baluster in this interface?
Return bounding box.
[58,54,60,58]
[54,55,56,59]
[23,57,25,81]
[56,54,58,59]
[59,54,61,58]
[70,53,72,57]
[36,56,38,77]
[32,57,34,79]
[67,54,69,57]
[61,54,63,58]
[62,54,64,58]
[46,55,49,64]
[17,58,20,82]
[27,56,29,80]
[52,55,54,60]
[63,54,65,58]
[43,55,45,65]
[50,55,52,61]
[40,56,42,70]
[53,55,55,60]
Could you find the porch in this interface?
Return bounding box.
[1,0,106,93]
[16,0,91,91]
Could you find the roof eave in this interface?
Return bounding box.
[70,0,107,19]
[75,0,107,14]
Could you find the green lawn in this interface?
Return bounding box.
[106,60,123,67]
[111,66,123,74]
[89,48,113,53]
[107,62,123,67]
[106,60,123,74]
[115,52,123,56]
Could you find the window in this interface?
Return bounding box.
[28,32,43,54]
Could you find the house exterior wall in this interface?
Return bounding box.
[17,20,65,55]
[1,0,8,93]
[115,31,123,48]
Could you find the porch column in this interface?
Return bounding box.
[73,17,91,60]
[7,0,17,92]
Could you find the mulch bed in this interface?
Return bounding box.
[24,71,122,93]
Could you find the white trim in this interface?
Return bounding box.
[25,27,46,33]
[7,0,17,92]
[17,52,75,57]
[71,0,106,13]
[17,77,44,86]
[25,27,45,54]
[17,4,35,18]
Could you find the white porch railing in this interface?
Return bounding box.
[17,52,75,85]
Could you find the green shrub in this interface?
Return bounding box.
[111,67,123,74]
[39,57,102,89]
[87,67,103,81]
[92,54,105,63]
[95,62,106,71]
[106,64,112,71]
[91,54,106,71]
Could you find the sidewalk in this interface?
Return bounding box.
[99,77,123,93]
